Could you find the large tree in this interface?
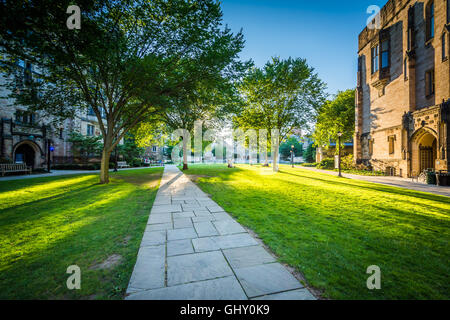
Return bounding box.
[279,136,303,160]
[312,89,355,151]
[234,57,326,171]
[0,0,245,183]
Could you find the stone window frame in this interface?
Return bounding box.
[425,68,435,97]
[388,135,396,155]
[442,32,448,62]
[380,38,390,69]
[87,124,95,136]
[426,1,435,42]
[371,43,380,74]
[404,57,408,81]
[14,110,37,125]
[447,0,450,24]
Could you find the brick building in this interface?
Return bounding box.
[355,0,450,177]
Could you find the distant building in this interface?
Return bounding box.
[355,0,450,177]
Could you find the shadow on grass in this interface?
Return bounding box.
[279,169,450,204]
[0,170,162,299]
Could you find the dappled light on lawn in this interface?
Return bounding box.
[183,164,450,299]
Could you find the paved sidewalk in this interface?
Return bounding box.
[125,165,315,300]
[297,166,450,197]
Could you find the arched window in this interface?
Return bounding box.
[426,2,435,41]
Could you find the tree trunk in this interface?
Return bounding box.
[272,142,279,172]
[100,147,111,184]
[263,151,269,167]
[182,137,188,170]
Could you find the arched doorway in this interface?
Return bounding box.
[13,141,40,169]
[411,128,437,176]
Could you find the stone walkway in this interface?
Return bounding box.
[125,165,315,300]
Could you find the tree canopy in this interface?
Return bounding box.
[234,57,326,171]
[279,137,303,159]
[312,89,355,149]
[0,0,245,182]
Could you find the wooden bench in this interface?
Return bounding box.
[116,161,130,168]
[1,163,32,176]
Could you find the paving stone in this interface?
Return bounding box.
[167,239,194,257]
[128,245,165,290]
[153,197,171,205]
[193,221,219,237]
[140,230,166,247]
[173,217,193,229]
[212,212,233,220]
[192,215,215,223]
[213,219,246,235]
[192,237,220,252]
[192,233,258,252]
[252,288,316,300]
[167,227,198,241]
[223,245,276,269]
[148,213,172,224]
[167,251,233,286]
[234,263,302,298]
[173,211,195,219]
[194,208,212,216]
[172,200,184,205]
[126,276,247,300]
[146,223,172,231]
[172,196,196,201]
[207,205,225,213]
[197,200,217,206]
[151,204,182,214]
[214,233,258,249]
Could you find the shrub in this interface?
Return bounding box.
[317,158,335,170]
[129,158,142,167]
[300,163,317,167]
[51,163,100,170]
[0,157,12,164]
[340,154,354,170]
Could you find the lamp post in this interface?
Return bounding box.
[337,132,342,177]
[47,139,52,173]
[291,145,295,168]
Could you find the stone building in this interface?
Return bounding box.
[355,0,450,177]
[0,61,118,169]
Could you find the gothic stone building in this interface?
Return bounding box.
[355,0,450,177]
[0,62,116,169]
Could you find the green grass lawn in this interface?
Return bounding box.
[182,164,450,300]
[0,168,163,299]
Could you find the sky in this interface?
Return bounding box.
[220,0,388,96]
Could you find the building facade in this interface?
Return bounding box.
[355,0,450,177]
[0,62,123,169]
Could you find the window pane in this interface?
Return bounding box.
[381,52,389,68]
[443,34,447,60]
[431,17,434,38]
